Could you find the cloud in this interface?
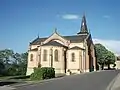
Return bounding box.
[93,39,120,56]
[61,14,80,20]
[103,15,110,19]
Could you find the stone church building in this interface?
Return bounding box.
[26,15,96,75]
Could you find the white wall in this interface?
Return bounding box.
[39,46,65,74]
[30,45,39,50]
[67,49,82,73]
[26,41,86,75]
[69,43,84,49]
[26,50,38,75]
[27,51,38,68]
[115,61,120,69]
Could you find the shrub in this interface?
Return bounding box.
[30,67,55,80]
[30,67,42,80]
[41,67,55,79]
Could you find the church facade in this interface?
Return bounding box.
[26,15,96,75]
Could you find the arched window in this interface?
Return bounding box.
[71,53,75,62]
[54,49,58,61]
[43,49,47,61]
[30,54,33,61]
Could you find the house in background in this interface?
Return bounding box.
[26,15,97,75]
[115,56,120,69]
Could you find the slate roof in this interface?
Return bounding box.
[69,46,84,50]
[30,37,46,45]
[41,41,67,47]
[64,34,87,43]
[30,34,87,45]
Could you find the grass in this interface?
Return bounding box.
[0,75,30,81]
[0,73,66,83]
[0,76,15,80]
[0,74,66,86]
[0,75,31,86]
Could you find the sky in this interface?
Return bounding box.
[0,0,120,55]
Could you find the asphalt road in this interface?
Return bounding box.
[15,70,120,90]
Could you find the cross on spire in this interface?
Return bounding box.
[54,28,57,33]
[37,33,39,38]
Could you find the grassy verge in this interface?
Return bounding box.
[0,73,65,80]
[0,74,66,86]
[0,75,31,86]
[0,75,30,81]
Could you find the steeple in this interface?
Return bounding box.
[77,14,89,35]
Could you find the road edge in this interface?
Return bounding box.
[106,72,120,90]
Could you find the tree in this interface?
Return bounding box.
[95,44,107,69]
[13,53,21,64]
[104,51,115,69]
[2,49,14,64]
[0,49,14,75]
[0,49,28,76]
[0,61,5,75]
[12,52,28,75]
[0,51,5,75]
[18,52,28,75]
[95,43,115,70]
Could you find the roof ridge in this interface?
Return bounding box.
[30,34,87,45]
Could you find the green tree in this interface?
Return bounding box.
[0,50,5,75]
[13,52,28,75]
[95,43,115,70]
[2,49,14,64]
[95,44,107,69]
[18,52,28,75]
[104,51,115,69]
[0,49,14,75]
[0,49,28,76]
[0,61,5,75]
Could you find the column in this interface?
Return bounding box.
[38,47,41,67]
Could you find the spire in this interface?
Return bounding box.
[77,14,89,35]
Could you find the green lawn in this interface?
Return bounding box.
[0,75,30,81]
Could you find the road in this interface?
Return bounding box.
[14,70,120,90]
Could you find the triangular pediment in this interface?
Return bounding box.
[42,31,70,47]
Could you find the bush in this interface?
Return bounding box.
[42,67,55,79]
[30,67,43,80]
[30,67,55,80]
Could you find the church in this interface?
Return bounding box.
[26,15,96,75]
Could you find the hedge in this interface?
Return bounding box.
[30,67,55,80]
